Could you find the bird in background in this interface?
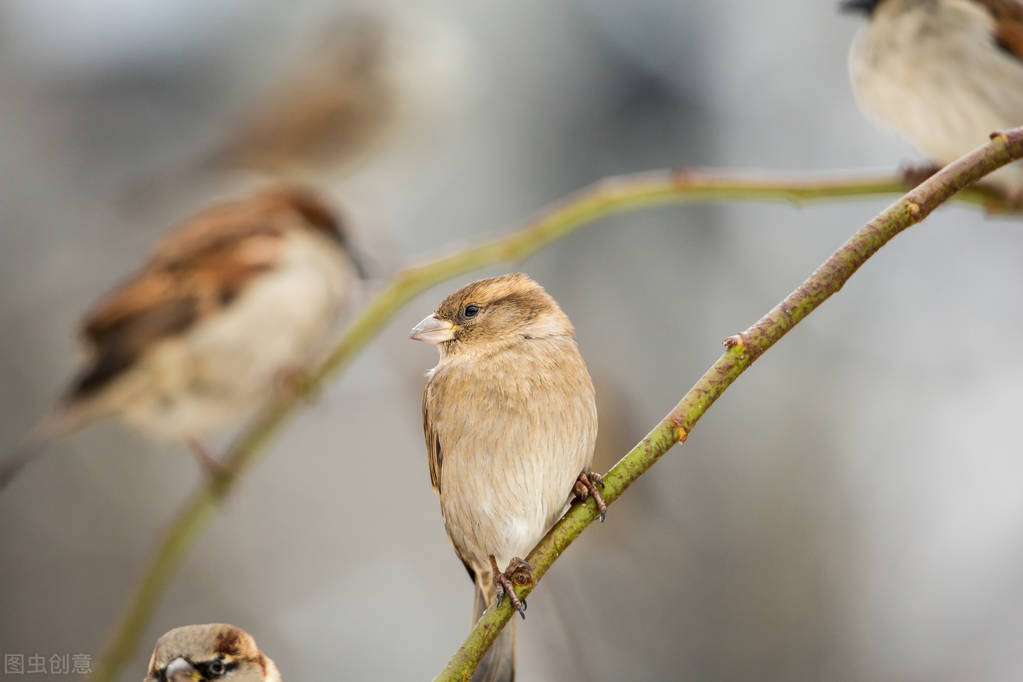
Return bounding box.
[843,0,1023,195]
[123,10,471,207]
[412,273,605,682]
[0,184,366,490]
[144,623,282,682]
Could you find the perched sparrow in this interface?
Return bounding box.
[144,623,282,682]
[0,184,364,489]
[843,0,1023,192]
[412,273,604,682]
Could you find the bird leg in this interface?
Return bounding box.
[573,471,607,522]
[491,555,532,620]
[186,438,227,477]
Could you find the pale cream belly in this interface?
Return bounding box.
[118,233,353,439]
[438,426,592,570]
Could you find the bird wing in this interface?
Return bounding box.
[422,374,477,584]
[422,381,443,494]
[75,222,283,399]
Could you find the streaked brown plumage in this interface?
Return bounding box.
[0,184,363,489]
[844,0,1023,192]
[144,623,281,682]
[412,273,602,682]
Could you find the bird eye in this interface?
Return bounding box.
[208,660,226,677]
[463,304,480,318]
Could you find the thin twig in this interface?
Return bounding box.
[432,131,1023,680]
[89,166,1017,682]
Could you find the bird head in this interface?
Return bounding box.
[144,624,280,682]
[255,185,371,279]
[410,273,573,355]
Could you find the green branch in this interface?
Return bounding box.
[434,131,1023,680]
[90,165,1016,682]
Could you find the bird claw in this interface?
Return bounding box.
[573,471,607,522]
[491,556,532,620]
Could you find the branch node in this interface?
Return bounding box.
[722,332,748,350]
[989,130,1010,145]
[669,415,689,443]
[906,201,922,218]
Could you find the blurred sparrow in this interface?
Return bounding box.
[412,273,603,682]
[1,184,364,489]
[205,15,404,178]
[843,0,1023,192]
[144,623,281,682]
[125,11,469,208]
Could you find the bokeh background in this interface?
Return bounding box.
[3,1,1023,680]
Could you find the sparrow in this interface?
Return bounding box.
[144,623,282,682]
[412,273,604,682]
[0,184,364,489]
[124,10,469,208]
[843,0,1023,193]
[203,15,403,179]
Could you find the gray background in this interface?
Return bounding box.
[2,1,1022,680]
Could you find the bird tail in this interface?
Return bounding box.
[470,580,516,682]
[0,404,96,491]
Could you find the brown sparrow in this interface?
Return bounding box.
[144,623,282,682]
[1,184,364,489]
[412,273,604,682]
[204,15,403,178]
[131,12,467,198]
[843,0,1023,192]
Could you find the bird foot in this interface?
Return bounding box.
[573,470,607,522]
[491,555,532,620]
[900,162,942,189]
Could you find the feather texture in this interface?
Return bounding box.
[0,185,359,489]
[417,274,598,682]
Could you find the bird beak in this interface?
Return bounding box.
[409,314,455,344]
[838,0,879,14]
[166,657,202,682]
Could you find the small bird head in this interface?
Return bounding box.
[839,0,883,16]
[256,185,371,279]
[410,273,573,353]
[144,624,280,682]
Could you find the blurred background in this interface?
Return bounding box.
[2,1,1023,680]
